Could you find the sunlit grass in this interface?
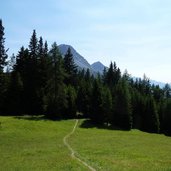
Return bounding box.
[0,116,87,171]
[0,116,171,171]
[70,120,171,171]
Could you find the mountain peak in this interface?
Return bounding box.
[58,44,92,71]
[92,61,103,65]
[91,61,106,74]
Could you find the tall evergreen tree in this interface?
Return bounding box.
[142,96,160,133]
[104,61,121,88]
[163,99,171,135]
[64,85,77,118]
[0,19,8,114]
[163,84,171,98]
[90,79,104,124]
[27,30,42,114]
[77,79,92,117]
[112,78,132,130]
[6,72,23,115]
[63,47,77,85]
[102,86,112,125]
[36,37,49,114]
[0,19,7,72]
[29,29,38,59]
[46,42,67,118]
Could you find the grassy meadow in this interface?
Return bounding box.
[0,116,171,171]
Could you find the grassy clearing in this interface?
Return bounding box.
[0,116,87,171]
[70,120,171,171]
[0,116,171,171]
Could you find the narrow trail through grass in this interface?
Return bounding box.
[63,119,96,171]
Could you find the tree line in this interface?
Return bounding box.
[0,19,171,135]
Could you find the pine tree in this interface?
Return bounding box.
[46,42,67,118]
[27,30,42,114]
[29,30,38,59]
[37,37,49,114]
[142,96,160,133]
[112,78,132,130]
[77,79,92,117]
[163,99,171,135]
[14,47,29,114]
[0,19,7,72]
[64,47,77,85]
[104,62,121,88]
[90,79,104,124]
[65,85,77,118]
[104,62,114,87]
[0,19,8,114]
[102,86,112,125]
[163,84,171,98]
[6,72,23,115]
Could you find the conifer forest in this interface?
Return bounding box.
[0,19,171,135]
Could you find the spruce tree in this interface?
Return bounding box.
[0,19,7,72]
[102,86,112,125]
[46,42,67,118]
[27,30,42,114]
[142,96,160,133]
[65,85,77,118]
[0,19,8,114]
[104,62,121,88]
[64,47,77,85]
[77,79,92,117]
[29,30,38,59]
[90,79,104,124]
[112,78,132,130]
[7,72,23,115]
[37,37,48,114]
[163,99,171,135]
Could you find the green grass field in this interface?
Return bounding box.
[0,116,171,171]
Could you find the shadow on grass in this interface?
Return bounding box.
[14,115,78,122]
[14,115,48,121]
[80,119,130,131]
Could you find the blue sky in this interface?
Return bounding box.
[1,0,171,83]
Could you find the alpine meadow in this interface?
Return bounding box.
[1,1,171,170]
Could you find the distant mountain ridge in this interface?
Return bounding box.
[58,44,169,88]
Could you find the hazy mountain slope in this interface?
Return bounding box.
[91,61,106,74]
[58,44,169,87]
[58,44,92,71]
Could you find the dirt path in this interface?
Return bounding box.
[63,119,96,171]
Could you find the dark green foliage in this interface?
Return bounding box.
[142,96,160,133]
[102,86,112,124]
[24,30,42,114]
[29,29,38,58]
[104,62,121,88]
[163,84,171,98]
[162,99,171,135]
[0,19,7,72]
[0,19,8,114]
[46,42,67,119]
[112,78,132,130]
[0,72,9,114]
[152,84,164,102]
[64,85,77,118]
[64,47,77,86]
[36,37,50,114]
[6,72,23,115]
[131,89,144,129]
[77,80,91,117]
[90,79,104,124]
